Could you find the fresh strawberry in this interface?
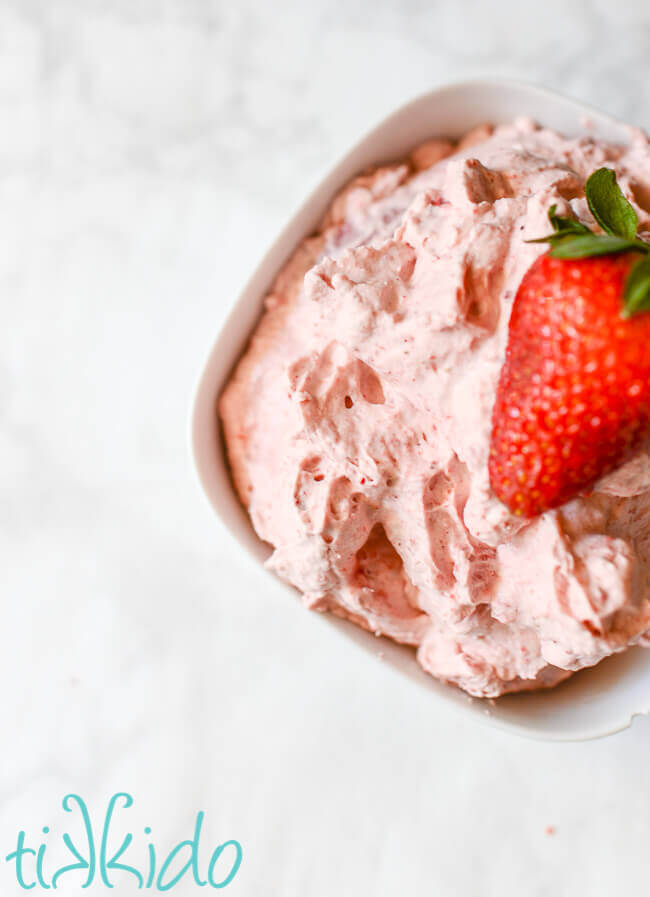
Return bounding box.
[490,168,650,517]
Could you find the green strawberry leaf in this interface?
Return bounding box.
[623,255,650,317]
[526,168,650,261]
[526,204,593,245]
[548,233,647,259]
[526,233,573,245]
[548,204,592,236]
[528,230,590,245]
[585,167,638,240]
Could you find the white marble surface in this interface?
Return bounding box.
[2,0,650,894]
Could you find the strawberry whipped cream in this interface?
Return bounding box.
[220,119,650,697]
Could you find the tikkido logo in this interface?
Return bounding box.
[4,793,243,891]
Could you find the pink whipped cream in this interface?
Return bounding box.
[220,118,650,697]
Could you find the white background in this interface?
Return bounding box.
[2,1,650,894]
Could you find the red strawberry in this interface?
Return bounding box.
[489,167,650,517]
[489,250,650,516]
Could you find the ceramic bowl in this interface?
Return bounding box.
[191,80,650,740]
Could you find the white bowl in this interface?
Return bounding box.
[191,80,650,741]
